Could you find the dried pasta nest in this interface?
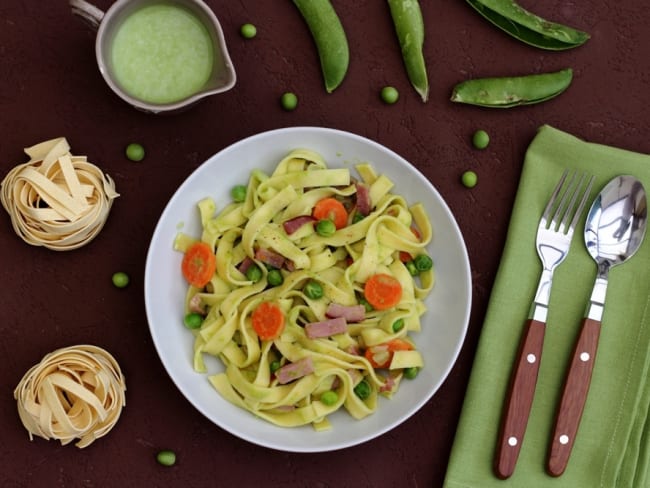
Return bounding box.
[14,345,127,448]
[0,137,119,250]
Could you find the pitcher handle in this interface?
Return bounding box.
[70,0,105,30]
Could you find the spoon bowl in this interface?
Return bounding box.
[584,175,647,268]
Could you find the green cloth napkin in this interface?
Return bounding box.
[444,125,650,488]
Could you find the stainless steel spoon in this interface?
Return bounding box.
[547,175,647,476]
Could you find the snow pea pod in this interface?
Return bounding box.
[466,0,589,50]
[387,0,429,102]
[293,0,349,93]
[450,68,573,108]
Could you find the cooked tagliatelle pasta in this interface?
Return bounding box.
[14,345,127,448]
[174,149,435,430]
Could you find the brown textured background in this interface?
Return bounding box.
[1,1,649,487]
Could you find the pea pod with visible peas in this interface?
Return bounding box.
[450,68,573,108]
[466,0,589,50]
[387,0,429,102]
[293,0,349,93]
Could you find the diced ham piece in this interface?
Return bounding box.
[188,295,206,315]
[275,357,315,385]
[355,182,372,216]
[305,317,347,339]
[379,375,396,393]
[325,303,365,323]
[238,256,254,274]
[282,215,315,235]
[345,344,361,356]
[255,247,285,269]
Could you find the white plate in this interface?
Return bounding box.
[144,127,472,452]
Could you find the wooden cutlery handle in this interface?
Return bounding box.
[495,319,546,479]
[547,317,602,477]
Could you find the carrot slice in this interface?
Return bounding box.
[364,339,413,368]
[181,242,216,287]
[313,198,348,230]
[364,273,402,310]
[252,301,285,341]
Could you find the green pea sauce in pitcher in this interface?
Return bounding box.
[110,3,214,104]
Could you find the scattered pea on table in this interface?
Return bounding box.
[125,143,145,162]
[472,129,490,149]
[239,23,257,39]
[380,86,399,104]
[462,170,478,188]
[111,271,130,288]
[280,92,298,111]
[156,450,176,467]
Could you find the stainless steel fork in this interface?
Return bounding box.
[494,170,595,479]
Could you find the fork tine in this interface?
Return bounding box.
[549,172,577,228]
[542,170,570,222]
[568,175,596,231]
[558,173,587,233]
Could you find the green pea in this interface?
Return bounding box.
[270,360,281,373]
[359,297,373,313]
[380,86,399,104]
[231,184,247,203]
[267,269,284,287]
[387,0,429,102]
[472,129,490,149]
[156,450,176,467]
[293,0,349,93]
[450,68,573,108]
[414,254,433,272]
[405,260,418,276]
[462,170,478,188]
[112,271,129,288]
[125,143,145,162]
[280,92,298,111]
[304,280,324,299]
[354,379,371,400]
[246,264,262,283]
[320,390,338,406]
[183,313,203,330]
[315,218,336,237]
[404,367,419,379]
[466,0,589,51]
[392,318,405,333]
[240,23,257,39]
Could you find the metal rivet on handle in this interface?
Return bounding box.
[559,435,569,445]
[508,436,518,446]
